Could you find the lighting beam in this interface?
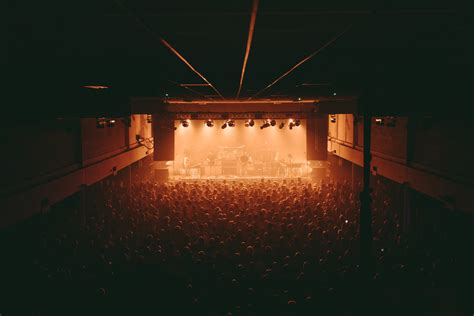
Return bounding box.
[236,0,259,99]
[114,0,224,99]
[248,25,352,100]
[179,83,211,87]
[167,80,211,99]
[160,38,224,99]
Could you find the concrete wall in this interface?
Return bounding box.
[411,118,473,180]
[1,119,81,194]
[328,114,474,213]
[0,114,153,229]
[81,118,128,163]
[372,117,408,161]
[328,114,354,145]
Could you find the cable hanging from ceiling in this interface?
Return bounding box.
[236,0,259,99]
[113,0,224,99]
[248,24,352,100]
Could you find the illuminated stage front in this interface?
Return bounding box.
[171,119,309,180]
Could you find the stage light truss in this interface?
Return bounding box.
[173,112,308,120]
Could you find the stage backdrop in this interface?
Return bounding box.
[174,119,307,167]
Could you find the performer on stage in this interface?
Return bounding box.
[274,151,285,176]
[207,152,217,177]
[287,153,294,176]
[287,153,293,164]
[183,149,191,177]
[240,152,250,176]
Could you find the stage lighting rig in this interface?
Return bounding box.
[288,119,300,130]
[106,118,116,128]
[181,119,190,127]
[279,122,285,129]
[289,119,295,130]
[245,119,255,127]
[260,120,271,129]
[206,119,214,127]
[270,119,276,127]
[221,122,227,129]
[96,117,106,128]
[227,120,235,127]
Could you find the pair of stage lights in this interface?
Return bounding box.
[260,119,277,129]
[181,119,190,127]
[261,119,299,130]
[221,120,235,129]
[289,119,301,130]
[202,119,239,128]
[96,117,116,128]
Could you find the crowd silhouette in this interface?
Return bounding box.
[0,177,470,315]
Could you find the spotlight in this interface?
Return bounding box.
[260,121,270,129]
[146,114,152,124]
[279,122,285,129]
[227,120,235,127]
[221,122,227,129]
[206,119,214,127]
[135,134,144,142]
[288,119,295,130]
[330,115,337,123]
[181,119,190,127]
[96,117,106,128]
[295,119,301,127]
[107,118,116,127]
[270,119,276,126]
[245,119,255,127]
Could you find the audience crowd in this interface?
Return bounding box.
[0,178,470,315]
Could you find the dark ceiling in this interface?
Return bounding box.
[5,0,473,116]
